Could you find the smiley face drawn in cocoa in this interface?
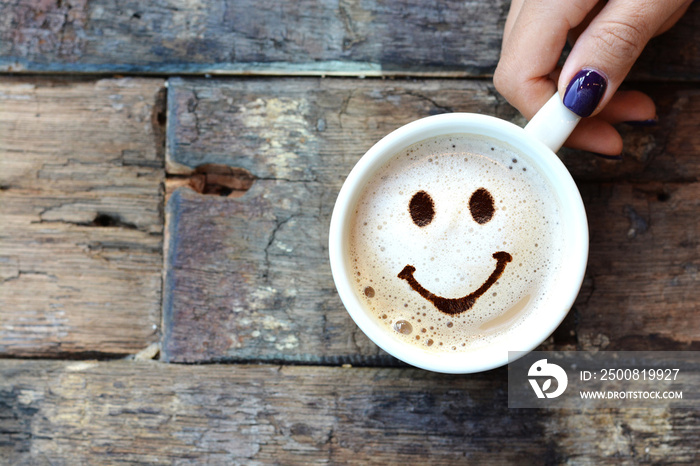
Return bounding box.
[398,188,512,315]
[349,135,564,352]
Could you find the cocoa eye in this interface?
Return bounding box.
[409,190,435,227]
[469,188,495,224]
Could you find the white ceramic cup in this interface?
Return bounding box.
[329,93,588,373]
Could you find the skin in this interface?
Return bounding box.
[494,0,693,156]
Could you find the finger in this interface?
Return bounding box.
[564,91,656,155]
[565,118,623,155]
[655,0,692,35]
[494,0,599,119]
[568,1,691,51]
[596,90,656,124]
[559,0,690,118]
[502,0,526,44]
[568,0,606,45]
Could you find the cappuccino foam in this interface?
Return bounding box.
[348,134,564,352]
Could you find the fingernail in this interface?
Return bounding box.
[624,117,658,127]
[563,69,608,117]
[593,152,623,161]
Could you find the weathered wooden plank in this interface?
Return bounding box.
[167,79,700,182]
[162,78,700,363]
[575,181,700,351]
[161,78,507,363]
[165,78,510,177]
[162,180,700,362]
[0,77,165,357]
[162,182,380,364]
[1,359,698,464]
[0,0,506,76]
[1,0,699,78]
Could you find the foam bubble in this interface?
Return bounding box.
[348,134,565,353]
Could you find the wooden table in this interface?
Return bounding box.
[1,1,699,463]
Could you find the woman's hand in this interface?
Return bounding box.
[494,0,692,156]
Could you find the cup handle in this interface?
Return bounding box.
[523,92,581,153]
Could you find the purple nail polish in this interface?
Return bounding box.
[624,118,658,127]
[563,69,607,117]
[593,152,623,161]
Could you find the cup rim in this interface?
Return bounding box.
[329,112,588,373]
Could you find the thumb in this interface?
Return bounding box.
[558,0,690,117]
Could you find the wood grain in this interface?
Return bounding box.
[575,181,700,351]
[165,78,511,177]
[0,77,165,357]
[2,2,698,461]
[1,359,698,464]
[163,78,700,363]
[560,85,700,182]
[0,0,699,78]
[167,79,700,182]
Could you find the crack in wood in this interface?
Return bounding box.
[1,270,58,284]
[32,212,142,231]
[403,90,454,114]
[263,214,300,281]
[336,90,354,129]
